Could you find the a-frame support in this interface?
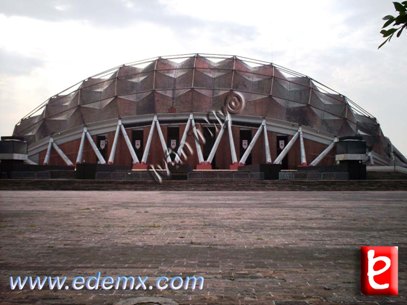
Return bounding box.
[43,137,74,166]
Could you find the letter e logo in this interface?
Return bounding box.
[361,246,398,295]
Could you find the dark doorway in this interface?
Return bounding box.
[96,135,108,162]
[203,126,216,168]
[276,135,288,169]
[132,130,144,161]
[240,129,252,165]
[167,127,179,161]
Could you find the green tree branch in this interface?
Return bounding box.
[379,1,407,48]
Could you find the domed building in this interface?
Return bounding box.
[11,54,407,171]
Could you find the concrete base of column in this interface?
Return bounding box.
[132,163,148,170]
[229,162,240,170]
[196,162,212,170]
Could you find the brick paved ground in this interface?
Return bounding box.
[0,191,406,305]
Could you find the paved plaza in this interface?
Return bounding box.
[0,191,406,304]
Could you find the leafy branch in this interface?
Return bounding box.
[379,1,407,48]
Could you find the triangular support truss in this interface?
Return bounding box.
[108,120,139,165]
[239,119,272,165]
[43,137,74,166]
[175,113,204,164]
[133,115,171,169]
[309,137,338,166]
[196,113,239,169]
[273,127,307,166]
[75,127,106,165]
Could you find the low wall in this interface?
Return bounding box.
[1,179,407,191]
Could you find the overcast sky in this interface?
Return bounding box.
[0,0,406,154]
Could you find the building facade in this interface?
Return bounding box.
[12,54,406,169]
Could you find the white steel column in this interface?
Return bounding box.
[108,121,121,164]
[175,114,192,163]
[141,117,156,164]
[52,140,74,166]
[263,124,272,163]
[309,137,338,166]
[85,129,106,164]
[120,123,139,164]
[76,128,86,164]
[155,116,172,163]
[207,119,227,164]
[43,138,53,165]
[191,115,204,163]
[26,158,37,165]
[299,127,307,166]
[239,120,265,165]
[227,113,238,164]
[273,128,300,164]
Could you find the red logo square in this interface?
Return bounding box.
[361,246,398,295]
